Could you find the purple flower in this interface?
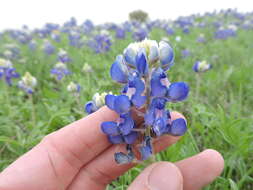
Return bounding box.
[50,62,71,80]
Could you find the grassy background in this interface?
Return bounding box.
[0,17,253,189]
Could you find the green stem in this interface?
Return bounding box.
[29,94,36,127]
[195,74,201,101]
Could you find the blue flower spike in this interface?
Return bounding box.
[85,39,189,164]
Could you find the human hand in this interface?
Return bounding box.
[0,106,224,190]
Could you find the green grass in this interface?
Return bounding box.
[0,24,253,189]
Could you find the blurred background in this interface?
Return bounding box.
[0,0,252,30]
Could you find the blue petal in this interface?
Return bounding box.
[192,61,200,72]
[136,49,148,76]
[114,95,131,114]
[119,113,134,135]
[85,101,98,114]
[139,136,152,160]
[110,55,128,83]
[152,118,168,136]
[131,94,146,108]
[114,152,134,164]
[170,118,187,136]
[123,46,137,66]
[108,135,124,144]
[128,76,145,95]
[144,109,155,125]
[105,94,116,110]
[101,121,119,136]
[159,41,174,71]
[152,97,167,110]
[123,131,138,144]
[150,68,168,97]
[167,82,189,102]
[149,41,159,62]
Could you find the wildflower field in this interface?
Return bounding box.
[1,9,253,189]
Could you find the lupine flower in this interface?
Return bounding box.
[51,30,61,43]
[132,27,148,41]
[193,60,212,72]
[43,40,55,55]
[95,39,189,164]
[3,44,20,60]
[58,49,71,63]
[88,32,112,53]
[68,31,83,48]
[18,72,37,94]
[67,81,81,95]
[28,40,37,51]
[82,63,93,73]
[85,92,112,114]
[0,58,19,85]
[50,62,71,80]
[175,36,181,42]
[181,49,191,58]
[115,27,126,39]
[214,27,236,39]
[196,33,206,43]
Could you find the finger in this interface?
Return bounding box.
[67,112,185,190]
[128,162,183,190]
[0,107,119,189]
[0,106,143,190]
[175,149,224,190]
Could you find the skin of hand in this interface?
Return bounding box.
[0,106,224,190]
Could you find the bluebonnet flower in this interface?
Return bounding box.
[51,30,61,42]
[175,36,181,42]
[28,40,37,51]
[132,27,148,41]
[68,31,83,48]
[67,81,81,96]
[166,27,175,35]
[18,72,37,94]
[94,39,189,164]
[82,63,93,73]
[214,27,236,40]
[58,49,71,63]
[115,27,126,39]
[43,40,55,55]
[82,19,94,34]
[181,49,191,58]
[3,44,20,60]
[50,62,71,80]
[193,60,212,72]
[0,58,19,85]
[196,34,206,43]
[88,31,112,53]
[85,92,112,114]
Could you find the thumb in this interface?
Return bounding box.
[128,162,183,190]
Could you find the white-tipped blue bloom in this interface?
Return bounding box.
[159,41,174,71]
[193,60,212,72]
[123,43,139,66]
[18,72,37,94]
[110,55,129,83]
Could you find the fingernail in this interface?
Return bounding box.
[148,162,183,190]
